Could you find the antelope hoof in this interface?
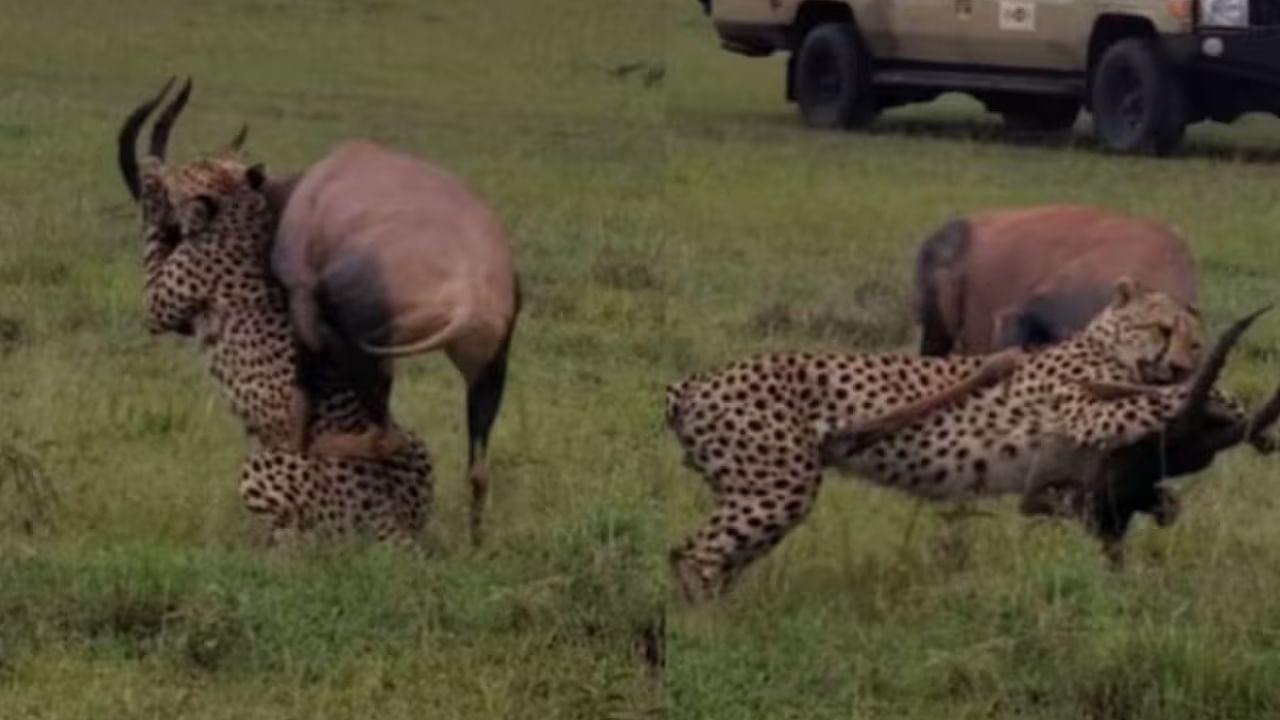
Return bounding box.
[1102,541,1126,570]
[1252,434,1278,454]
[468,464,490,547]
[1151,488,1181,528]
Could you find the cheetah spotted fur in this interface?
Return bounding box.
[665,282,1250,602]
[137,156,432,543]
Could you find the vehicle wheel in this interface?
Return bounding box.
[1002,98,1080,132]
[794,22,877,130]
[1090,38,1187,156]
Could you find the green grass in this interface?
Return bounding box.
[0,1,665,717]
[663,2,1280,718]
[5,0,1280,716]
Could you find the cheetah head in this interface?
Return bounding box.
[1085,276,1204,384]
[173,164,270,240]
[116,77,254,248]
[165,163,275,291]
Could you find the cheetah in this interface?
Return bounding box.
[828,309,1279,553]
[665,279,1267,602]
[117,76,413,463]
[119,105,432,543]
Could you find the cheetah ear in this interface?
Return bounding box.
[245,163,267,191]
[1111,276,1138,307]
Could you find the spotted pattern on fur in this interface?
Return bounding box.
[665,289,1241,602]
[137,157,432,542]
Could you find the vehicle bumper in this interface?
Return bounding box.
[1164,29,1280,83]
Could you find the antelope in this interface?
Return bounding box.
[118,77,521,544]
[266,141,522,545]
[913,204,1198,356]
[908,204,1276,545]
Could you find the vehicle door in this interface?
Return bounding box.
[856,0,969,64]
[958,0,1090,71]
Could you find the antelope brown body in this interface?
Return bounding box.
[913,204,1198,356]
[909,205,1277,545]
[271,140,522,544]
[115,78,434,542]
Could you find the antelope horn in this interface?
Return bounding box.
[1174,303,1273,432]
[1247,383,1280,446]
[225,123,249,154]
[148,76,192,160]
[117,76,175,201]
[1168,381,1280,459]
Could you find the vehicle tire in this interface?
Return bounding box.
[794,22,877,130]
[1002,98,1080,132]
[1090,37,1188,156]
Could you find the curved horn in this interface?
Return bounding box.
[1247,383,1280,445]
[225,123,249,154]
[149,76,192,160]
[1191,381,1280,457]
[1174,303,1273,432]
[117,76,175,201]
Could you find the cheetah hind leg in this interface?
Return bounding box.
[671,426,822,603]
[671,481,820,604]
[670,497,759,604]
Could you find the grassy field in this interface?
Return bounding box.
[5,0,1280,717]
[0,1,665,717]
[663,1,1280,718]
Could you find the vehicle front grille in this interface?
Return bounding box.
[1251,0,1280,26]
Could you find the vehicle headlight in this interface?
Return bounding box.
[1200,0,1248,26]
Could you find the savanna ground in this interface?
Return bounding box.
[4,0,1280,718]
[663,1,1280,718]
[0,1,666,717]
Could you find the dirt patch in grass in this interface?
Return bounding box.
[750,280,914,349]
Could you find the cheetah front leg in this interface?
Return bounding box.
[1017,380,1183,523]
[1023,383,1249,538]
[142,234,212,337]
[1025,386,1187,526]
[239,449,313,542]
[1062,384,1241,451]
[1016,381,1252,537]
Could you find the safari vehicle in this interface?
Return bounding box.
[696,0,1280,155]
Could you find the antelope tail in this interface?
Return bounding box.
[358,317,469,357]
